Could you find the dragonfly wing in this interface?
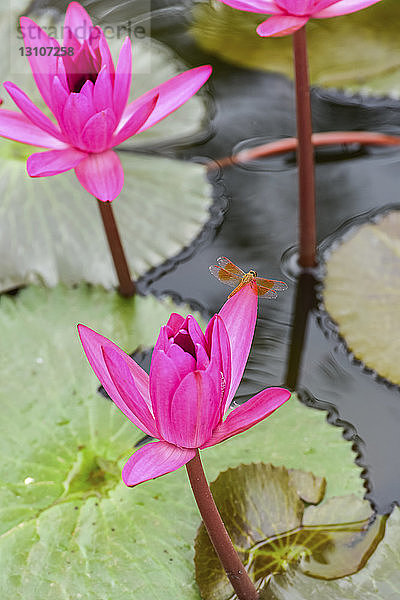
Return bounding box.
[256,277,288,298]
[270,280,288,292]
[216,257,245,277]
[209,265,240,288]
[256,277,288,294]
[257,287,278,299]
[210,259,287,297]
[210,257,243,287]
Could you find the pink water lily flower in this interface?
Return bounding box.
[0,2,211,201]
[218,0,383,37]
[78,284,290,486]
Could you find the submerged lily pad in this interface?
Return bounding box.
[195,463,386,600]
[267,508,400,599]
[191,0,400,97]
[0,285,363,599]
[323,209,400,386]
[0,5,213,291]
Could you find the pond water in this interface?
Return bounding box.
[129,16,400,515]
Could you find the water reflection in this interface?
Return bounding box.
[284,271,316,391]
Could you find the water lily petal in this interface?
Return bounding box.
[314,0,383,18]
[63,26,82,58]
[256,15,308,36]
[78,80,95,113]
[55,55,68,90]
[202,387,291,447]
[122,441,195,487]
[113,37,132,122]
[20,17,59,111]
[153,325,171,355]
[166,344,196,379]
[313,0,344,12]
[0,109,67,148]
[3,82,65,141]
[218,0,284,14]
[78,80,95,108]
[99,35,115,82]
[61,90,96,147]
[149,349,181,437]
[51,76,69,128]
[63,1,94,45]
[102,347,159,438]
[93,65,114,113]
[195,343,210,370]
[205,314,231,411]
[78,324,152,415]
[168,364,222,447]
[75,149,124,201]
[174,325,196,355]
[187,315,207,349]
[27,147,87,177]
[278,0,315,14]
[63,40,98,93]
[111,94,158,146]
[87,27,103,61]
[81,109,116,152]
[219,283,257,405]
[120,65,212,134]
[165,313,186,336]
[78,325,157,435]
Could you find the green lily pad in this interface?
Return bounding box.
[191,0,400,97]
[323,209,400,385]
[0,284,204,537]
[0,140,212,291]
[0,284,363,599]
[195,464,386,600]
[0,5,213,292]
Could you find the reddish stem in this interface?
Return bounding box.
[186,450,258,600]
[293,25,316,268]
[211,131,400,168]
[97,199,136,298]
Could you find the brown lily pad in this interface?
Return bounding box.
[323,210,400,385]
[195,463,386,600]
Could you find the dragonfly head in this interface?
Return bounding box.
[248,269,257,278]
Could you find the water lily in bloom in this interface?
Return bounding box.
[78,284,290,486]
[0,2,211,201]
[217,0,383,37]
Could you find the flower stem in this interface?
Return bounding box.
[208,132,400,169]
[97,199,136,298]
[293,26,316,268]
[186,450,258,600]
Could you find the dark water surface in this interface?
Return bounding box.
[143,32,400,515]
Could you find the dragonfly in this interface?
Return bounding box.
[209,257,288,299]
